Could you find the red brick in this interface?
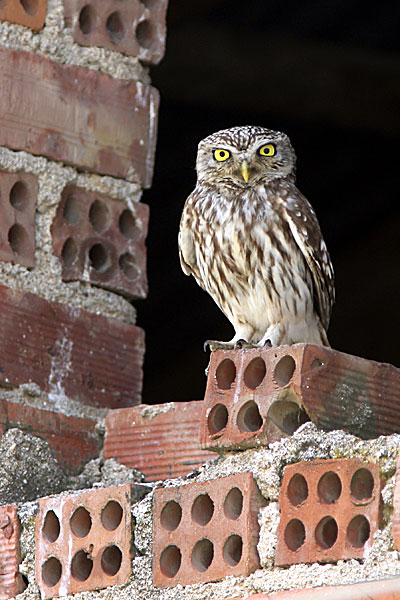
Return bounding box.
[36,485,131,598]
[0,48,159,187]
[63,0,168,65]
[0,284,144,408]
[0,397,101,473]
[51,186,149,300]
[0,506,25,599]
[104,401,215,482]
[391,454,400,552]
[0,171,37,268]
[152,472,265,588]
[275,459,382,566]
[0,0,47,30]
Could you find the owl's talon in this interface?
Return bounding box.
[204,340,234,352]
[234,339,255,349]
[263,339,272,348]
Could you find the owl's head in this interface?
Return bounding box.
[196,125,296,187]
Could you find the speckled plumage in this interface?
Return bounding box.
[179,126,335,347]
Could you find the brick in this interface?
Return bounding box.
[391,454,400,552]
[36,484,131,598]
[104,401,216,482]
[275,458,382,566]
[0,171,37,268]
[63,0,168,65]
[0,0,47,30]
[200,344,400,451]
[152,472,265,588]
[0,48,159,187]
[0,284,144,408]
[51,185,149,300]
[0,506,25,599]
[0,397,101,473]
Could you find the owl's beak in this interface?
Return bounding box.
[240,160,250,183]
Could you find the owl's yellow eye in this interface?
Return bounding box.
[213,149,231,162]
[258,143,276,157]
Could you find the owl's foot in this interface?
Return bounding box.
[234,339,259,349]
[204,340,235,352]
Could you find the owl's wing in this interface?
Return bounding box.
[284,191,335,330]
[178,194,201,279]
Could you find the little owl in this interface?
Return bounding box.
[178,125,335,350]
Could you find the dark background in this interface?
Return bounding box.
[138,1,400,405]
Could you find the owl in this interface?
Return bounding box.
[178,126,335,350]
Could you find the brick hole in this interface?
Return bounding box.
[101,500,123,531]
[101,545,122,576]
[119,209,137,239]
[79,4,96,34]
[223,534,243,566]
[317,472,342,504]
[119,252,139,280]
[350,468,374,501]
[88,243,111,272]
[236,400,263,433]
[346,515,370,548]
[284,518,305,551]
[19,0,38,15]
[315,516,338,549]
[9,180,29,211]
[267,400,308,435]
[243,357,266,389]
[42,510,60,543]
[8,224,30,256]
[224,487,243,520]
[41,557,62,587]
[160,500,182,532]
[89,199,110,233]
[274,355,296,386]
[71,550,93,582]
[63,193,80,224]
[106,11,125,42]
[191,494,214,526]
[215,358,236,390]
[136,19,156,50]
[287,474,308,506]
[61,237,78,267]
[207,403,228,437]
[70,506,92,538]
[160,545,181,578]
[191,538,214,573]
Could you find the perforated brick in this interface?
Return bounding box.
[63,0,168,65]
[104,401,215,481]
[0,506,25,599]
[0,0,47,30]
[51,186,148,299]
[275,458,382,566]
[0,171,37,268]
[36,484,131,598]
[152,472,265,588]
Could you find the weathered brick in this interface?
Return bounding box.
[0,171,37,268]
[0,48,159,187]
[153,472,265,588]
[0,506,25,600]
[63,0,168,65]
[0,284,144,408]
[36,485,131,598]
[0,0,47,30]
[104,401,215,482]
[51,185,149,299]
[391,454,400,552]
[275,458,382,566]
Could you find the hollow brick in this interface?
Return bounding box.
[152,472,266,588]
[0,0,47,30]
[275,458,382,566]
[0,506,25,600]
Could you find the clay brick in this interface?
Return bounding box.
[275,458,382,566]
[0,506,25,599]
[391,454,400,551]
[0,0,47,30]
[0,284,144,408]
[0,171,37,268]
[63,0,168,65]
[51,186,149,299]
[200,344,400,451]
[104,401,215,482]
[0,397,101,473]
[36,484,131,598]
[152,472,265,588]
[0,48,159,187]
